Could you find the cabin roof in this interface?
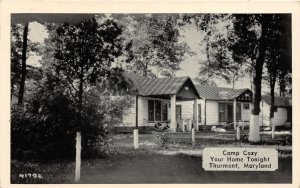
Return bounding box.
[262,95,292,107]
[195,85,251,100]
[123,72,201,98]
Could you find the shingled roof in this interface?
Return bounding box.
[196,85,250,100]
[262,95,292,107]
[123,72,200,98]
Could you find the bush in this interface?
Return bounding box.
[154,132,172,148]
[11,91,108,161]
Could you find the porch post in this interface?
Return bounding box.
[170,94,176,132]
[233,99,237,130]
[193,99,198,131]
[191,99,198,145]
[134,95,139,149]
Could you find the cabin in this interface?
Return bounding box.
[115,73,253,132]
[118,73,201,132]
[260,95,292,128]
[177,86,253,130]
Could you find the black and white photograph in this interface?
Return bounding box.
[1,1,299,186]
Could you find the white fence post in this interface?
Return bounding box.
[191,126,195,146]
[134,129,139,149]
[237,126,241,141]
[271,118,275,139]
[75,132,81,182]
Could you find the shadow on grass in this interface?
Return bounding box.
[12,151,291,184]
[11,132,292,184]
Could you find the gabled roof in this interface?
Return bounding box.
[262,95,292,107]
[196,85,250,100]
[123,72,201,98]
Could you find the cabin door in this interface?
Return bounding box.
[226,104,233,122]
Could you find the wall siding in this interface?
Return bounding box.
[123,96,172,127]
[176,101,193,120]
[241,102,251,122]
[122,96,136,127]
[123,96,254,127]
[178,100,251,126]
[176,99,205,125]
[206,100,220,125]
[260,101,288,126]
[138,96,148,126]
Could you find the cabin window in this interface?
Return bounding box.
[219,103,226,122]
[198,104,201,122]
[236,103,241,121]
[148,99,168,122]
[155,100,162,121]
[162,103,168,121]
[148,100,155,121]
[176,105,182,120]
[243,103,250,109]
[219,103,241,122]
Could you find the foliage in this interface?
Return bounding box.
[11,24,41,96]
[183,14,245,86]
[42,17,127,134]
[11,17,134,161]
[11,87,110,160]
[153,132,173,148]
[118,14,193,77]
[11,100,77,161]
[194,76,217,86]
[186,14,291,141]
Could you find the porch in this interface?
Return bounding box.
[131,76,201,132]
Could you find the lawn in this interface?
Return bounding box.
[11,131,292,184]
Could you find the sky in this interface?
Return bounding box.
[26,18,268,93]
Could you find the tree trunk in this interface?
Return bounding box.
[75,131,81,182]
[279,78,286,97]
[269,73,276,120]
[75,73,84,182]
[269,72,276,139]
[18,23,29,106]
[249,22,267,142]
[78,77,84,131]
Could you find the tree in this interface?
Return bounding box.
[17,23,29,105]
[194,76,217,86]
[188,14,246,88]
[190,14,291,142]
[11,23,41,104]
[11,24,23,97]
[118,14,193,77]
[44,17,125,133]
[263,15,291,133]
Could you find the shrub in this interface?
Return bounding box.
[154,132,172,148]
[11,91,108,161]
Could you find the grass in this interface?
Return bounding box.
[11,131,292,184]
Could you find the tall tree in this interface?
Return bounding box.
[190,14,291,142]
[264,14,291,130]
[190,14,246,88]
[11,24,24,96]
[17,23,29,105]
[119,14,193,77]
[228,14,290,142]
[44,17,124,132]
[11,23,40,104]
